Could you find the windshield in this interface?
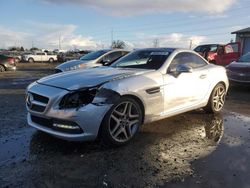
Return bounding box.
[238,53,250,62]
[111,50,171,70]
[80,50,110,61]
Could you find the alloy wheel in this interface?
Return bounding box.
[212,85,226,111]
[108,101,140,143]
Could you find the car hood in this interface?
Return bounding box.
[227,62,250,73]
[56,59,95,70]
[37,67,153,91]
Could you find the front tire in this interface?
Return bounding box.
[204,83,226,113]
[0,65,5,72]
[101,97,143,146]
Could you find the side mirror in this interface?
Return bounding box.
[176,64,193,73]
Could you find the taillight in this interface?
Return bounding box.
[7,57,14,64]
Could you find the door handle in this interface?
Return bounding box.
[199,74,207,79]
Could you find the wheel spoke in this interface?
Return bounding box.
[111,123,121,135]
[123,129,128,139]
[113,127,123,138]
[113,109,124,117]
[129,119,139,127]
[111,114,120,124]
[122,102,129,115]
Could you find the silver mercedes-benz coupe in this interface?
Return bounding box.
[26,48,229,146]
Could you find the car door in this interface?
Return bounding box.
[163,52,210,114]
[41,53,46,61]
[35,52,42,61]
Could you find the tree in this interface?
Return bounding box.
[20,46,24,51]
[8,46,18,51]
[30,47,39,51]
[111,40,126,49]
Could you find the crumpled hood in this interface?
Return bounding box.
[227,62,250,73]
[37,67,153,91]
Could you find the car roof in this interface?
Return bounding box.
[134,47,176,52]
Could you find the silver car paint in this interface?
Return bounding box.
[26,48,229,141]
[56,49,127,72]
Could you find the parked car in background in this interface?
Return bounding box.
[26,48,228,146]
[3,51,22,63]
[194,44,220,61]
[226,52,250,86]
[22,52,57,63]
[55,49,129,73]
[0,54,16,72]
[194,42,241,66]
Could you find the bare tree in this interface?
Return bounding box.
[111,40,126,49]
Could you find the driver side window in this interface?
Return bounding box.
[168,52,207,72]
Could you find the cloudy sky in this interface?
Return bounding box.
[0,0,249,50]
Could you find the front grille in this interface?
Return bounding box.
[27,92,49,113]
[32,93,49,103]
[30,104,47,112]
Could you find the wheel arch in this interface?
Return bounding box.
[122,94,145,123]
[97,93,146,140]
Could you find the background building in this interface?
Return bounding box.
[232,27,250,55]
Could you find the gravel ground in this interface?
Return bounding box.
[0,63,249,188]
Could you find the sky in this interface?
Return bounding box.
[0,0,249,50]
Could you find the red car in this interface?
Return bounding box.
[194,42,241,66]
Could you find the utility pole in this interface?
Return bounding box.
[59,36,61,50]
[153,38,159,48]
[32,40,34,48]
[189,39,193,49]
[111,28,114,48]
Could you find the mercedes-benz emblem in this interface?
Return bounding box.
[26,93,34,109]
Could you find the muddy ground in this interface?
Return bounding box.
[0,63,249,188]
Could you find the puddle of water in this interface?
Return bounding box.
[0,112,229,187]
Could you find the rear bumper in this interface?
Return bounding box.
[229,79,250,87]
[5,66,16,71]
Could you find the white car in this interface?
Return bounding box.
[55,49,129,72]
[23,52,57,63]
[26,48,229,146]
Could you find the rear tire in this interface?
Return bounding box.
[101,97,143,146]
[0,65,5,72]
[204,83,226,113]
[28,58,34,63]
[49,58,54,63]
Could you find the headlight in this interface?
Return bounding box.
[59,88,97,109]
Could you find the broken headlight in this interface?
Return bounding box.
[59,88,97,109]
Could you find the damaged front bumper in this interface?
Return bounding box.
[26,83,118,141]
[28,103,112,141]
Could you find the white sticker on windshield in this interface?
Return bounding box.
[150,52,169,56]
